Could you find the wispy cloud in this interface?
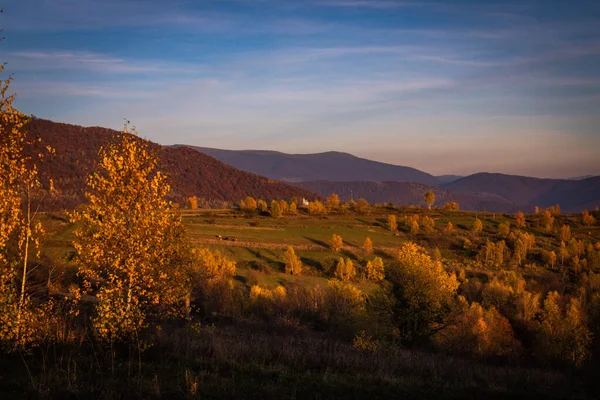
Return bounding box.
[7,51,205,75]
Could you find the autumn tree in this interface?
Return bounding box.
[498,222,510,238]
[283,246,302,275]
[185,248,236,316]
[354,198,371,214]
[308,200,327,215]
[0,60,53,351]
[582,210,596,226]
[421,216,435,233]
[279,199,289,214]
[389,242,459,341]
[334,258,356,282]
[71,123,187,342]
[387,214,397,232]
[537,292,591,366]
[473,218,483,233]
[540,209,554,232]
[188,196,198,210]
[436,297,521,358]
[326,193,341,211]
[331,234,343,252]
[362,237,373,255]
[406,214,420,234]
[442,201,459,211]
[515,211,526,228]
[257,199,267,213]
[424,191,435,209]
[445,222,454,234]
[270,200,282,218]
[559,224,571,242]
[289,201,297,214]
[240,196,257,215]
[365,257,384,281]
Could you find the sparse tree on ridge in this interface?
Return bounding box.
[424,191,435,209]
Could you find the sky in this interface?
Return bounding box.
[3,0,600,178]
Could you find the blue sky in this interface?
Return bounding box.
[4,0,600,178]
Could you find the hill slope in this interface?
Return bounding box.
[24,119,318,210]
[442,173,600,212]
[181,146,440,186]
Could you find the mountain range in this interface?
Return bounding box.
[185,146,599,212]
[181,146,440,186]
[22,119,599,212]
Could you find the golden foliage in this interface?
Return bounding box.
[308,200,327,215]
[0,62,54,351]
[353,331,378,352]
[424,191,435,209]
[331,234,343,252]
[334,258,356,282]
[241,196,257,214]
[540,209,554,232]
[559,224,571,242]
[325,279,365,316]
[362,237,373,255]
[538,292,591,366]
[283,246,302,275]
[436,297,521,358]
[279,199,288,214]
[581,210,596,226]
[387,214,397,232]
[498,222,510,238]
[71,123,187,341]
[269,200,282,218]
[390,242,459,340]
[515,211,526,228]
[326,193,341,211]
[353,198,370,215]
[442,201,459,211]
[188,196,198,210]
[257,199,268,213]
[421,216,435,233]
[472,218,483,233]
[288,201,297,214]
[365,257,385,281]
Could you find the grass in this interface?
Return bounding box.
[0,319,592,399]
[11,206,597,399]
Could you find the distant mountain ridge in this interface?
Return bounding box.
[442,173,600,212]
[179,146,440,186]
[24,119,319,210]
[23,120,599,213]
[180,146,599,212]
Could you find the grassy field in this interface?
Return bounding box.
[7,206,597,399]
